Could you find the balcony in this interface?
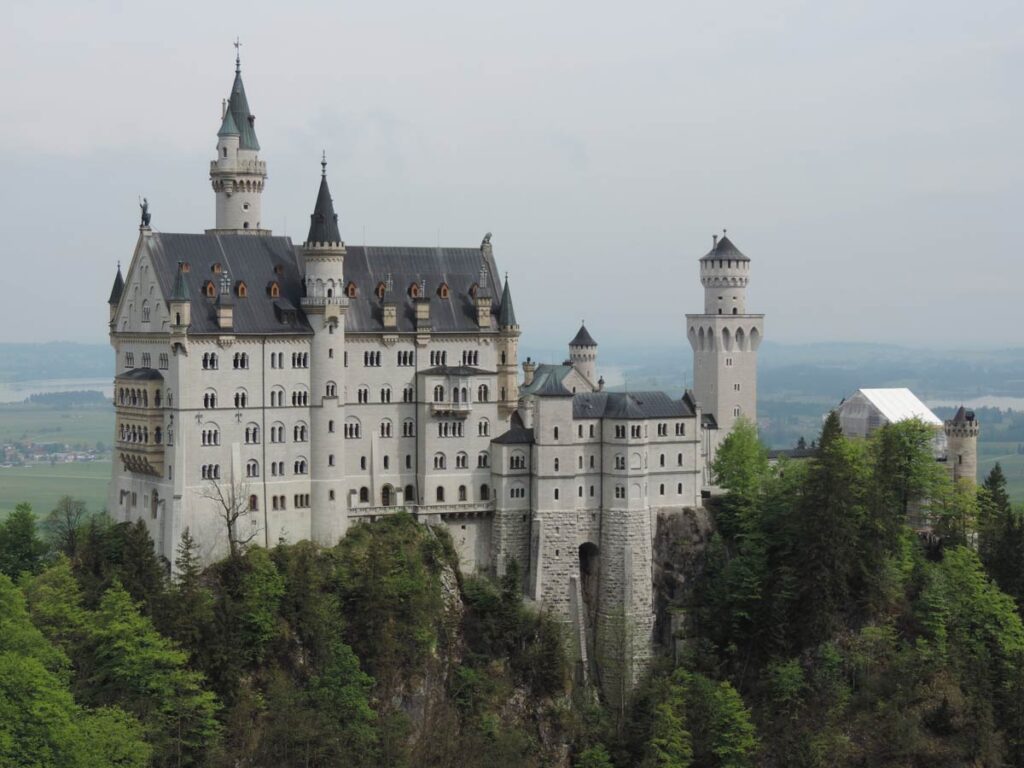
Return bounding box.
[350,500,495,519]
[300,296,349,309]
[431,401,472,417]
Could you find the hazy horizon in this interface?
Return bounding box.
[3,0,1021,348]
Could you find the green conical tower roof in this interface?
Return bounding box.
[170,262,191,301]
[498,276,517,327]
[218,105,239,137]
[225,56,260,150]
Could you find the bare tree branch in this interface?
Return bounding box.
[201,476,261,558]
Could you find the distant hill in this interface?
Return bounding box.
[0,343,109,382]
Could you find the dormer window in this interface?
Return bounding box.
[409,282,421,299]
[267,281,280,298]
[437,282,450,299]
[212,263,222,275]
[181,262,191,273]
[376,282,387,299]
[469,283,479,298]
[346,281,358,298]
[236,281,248,298]
[203,280,216,298]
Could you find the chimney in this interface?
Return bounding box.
[523,357,537,386]
[383,302,397,329]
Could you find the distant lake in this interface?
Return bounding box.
[0,378,112,404]
[928,396,1024,412]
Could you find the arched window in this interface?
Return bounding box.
[438,282,450,299]
[249,495,259,511]
[326,381,337,397]
[436,486,445,502]
[433,385,445,402]
[204,281,216,298]
[380,419,393,438]
[234,389,248,408]
[237,281,247,298]
[409,282,421,298]
[458,485,467,501]
[553,427,559,440]
[405,484,416,503]
[434,453,446,470]
[477,384,489,402]
[203,389,217,409]
[246,459,259,478]
[480,484,489,501]
[478,451,489,468]
[344,417,361,439]
[268,281,280,298]
[456,452,468,469]
[346,281,358,298]
[245,423,260,444]
[554,458,560,471]
[359,487,369,503]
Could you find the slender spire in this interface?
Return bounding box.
[107,263,125,305]
[224,41,259,150]
[498,274,517,327]
[305,157,341,245]
[170,261,191,301]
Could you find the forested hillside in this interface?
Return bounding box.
[3,415,1024,766]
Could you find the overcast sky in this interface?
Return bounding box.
[2,0,1021,349]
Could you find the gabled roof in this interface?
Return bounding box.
[226,64,259,151]
[855,388,942,427]
[533,375,573,398]
[498,277,517,327]
[700,234,749,262]
[342,245,502,334]
[144,232,311,335]
[569,323,597,347]
[108,265,124,305]
[492,425,535,444]
[520,364,574,396]
[572,391,695,420]
[306,168,341,245]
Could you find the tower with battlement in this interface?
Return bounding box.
[945,406,980,484]
[686,234,764,439]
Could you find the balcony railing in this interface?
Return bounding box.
[350,500,495,518]
[430,401,472,417]
[300,296,349,308]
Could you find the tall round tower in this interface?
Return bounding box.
[945,406,980,484]
[686,233,764,436]
[568,323,598,387]
[209,49,268,234]
[303,156,348,545]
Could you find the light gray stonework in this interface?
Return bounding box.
[106,55,761,708]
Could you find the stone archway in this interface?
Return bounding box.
[382,485,394,507]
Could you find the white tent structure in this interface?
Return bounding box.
[835,388,946,457]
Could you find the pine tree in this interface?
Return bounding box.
[0,502,47,577]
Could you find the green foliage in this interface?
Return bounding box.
[0,574,150,768]
[84,582,221,766]
[0,502,47,577]
[575,743,614,768]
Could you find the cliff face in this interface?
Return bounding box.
[652,507,715,653]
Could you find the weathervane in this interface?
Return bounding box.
[233,37,242,71]
[321,149,327,176]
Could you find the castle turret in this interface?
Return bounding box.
[302,155,348,545]
[568,323,598,387]
[168,262,191,330]
[945,406,979,484]
[209,48,268,234]
[107,263,124,324]
[686,233,764,435]
[497,272,520,420]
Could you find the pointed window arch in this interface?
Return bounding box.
[267,281,280,298]
[376,281,387,299]
[203,280,216,298]
[236,281,247,298]
[437,282,450,299]
[346,281,358,298]
[409,282,421,299]
[211,262,222,274]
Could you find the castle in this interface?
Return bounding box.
[106,52,764,703]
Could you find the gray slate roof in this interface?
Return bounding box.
[108,265,124,305]
[569,324,597,347]
[342,246,507,334]
[145,233,312,336]
[572,391,695,420]
[306,171,341,245]
[498,277,517,327]
[492,425,534,444]
[700,234,749,262]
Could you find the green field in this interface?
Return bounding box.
[979,442,1024,505]
[0,460,111,518]
[0,404,112,447]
